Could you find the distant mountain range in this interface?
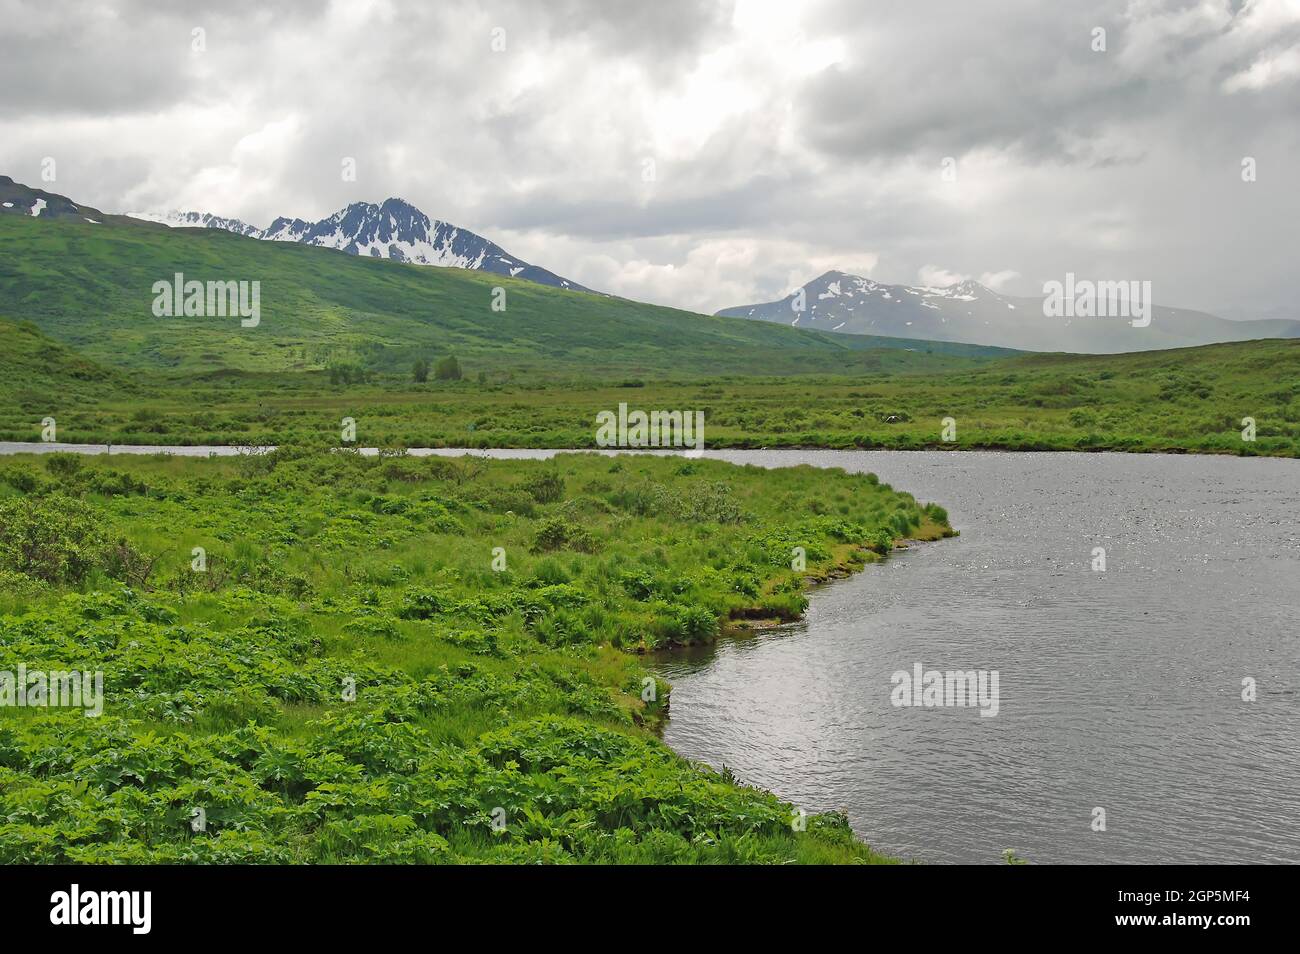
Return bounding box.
[717,270,1300,354]
[1,177,1012,380]
[6,173,1298,356]
[125,198,593,293]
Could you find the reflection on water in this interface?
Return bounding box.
[651,450,1300,865]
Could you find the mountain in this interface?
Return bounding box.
[0,175,146,227]
[127,197,593,292]
[0,205,1013,378]
[718,269,1300,354]
[130,209,263,237]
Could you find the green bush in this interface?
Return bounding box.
[0,495,107,584]
[531,517,596,554]
[44,453,83,478]
[434,355,462,381]
[523,469,565,504]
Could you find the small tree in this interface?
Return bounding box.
[412,359,430,383]
[327,362,369,386]
[434,355,462,381]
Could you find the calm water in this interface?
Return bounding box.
[652,450,1300,865]
[5,443,1297,863]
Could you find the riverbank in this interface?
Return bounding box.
[0,448,946,863]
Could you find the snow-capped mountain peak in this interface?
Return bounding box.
[717,268,1300,353]
[779,270,1002,318]
[124,197,592,292]
[721,268,1016,337]
[124,209,262,236]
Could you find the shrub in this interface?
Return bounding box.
[683,482,744,524]
[1067,408,1097,428]
[523,469,565,504]
[44,453,84,478]
[922,503,949,524]
[84,469,149,497]
[397,587,455,619]
[326,362,370,386]
[866,528,895,555]
[0,465,46,494]
[0,495,107,584]
[434,355,462,381]
[531,518,596,554]
[101,537,158,587]
[531,557,572,586]
[671,604,718,643]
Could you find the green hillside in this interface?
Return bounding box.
[0,214,1009,377]
[0,318,131,410]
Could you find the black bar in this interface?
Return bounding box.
[0,864,1282,940]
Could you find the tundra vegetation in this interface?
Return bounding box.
[0,449,949,863]
[2,318,1296,456]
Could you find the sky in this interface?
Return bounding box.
[2,0,1298,319]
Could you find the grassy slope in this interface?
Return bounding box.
[0,318,132,407]
[0,449,951,863]
[0,214,1006,376]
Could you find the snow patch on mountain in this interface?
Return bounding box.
[126,209,262,236]
[717,268,1300,354]
[124,197,592,293]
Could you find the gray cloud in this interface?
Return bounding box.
[0,0,1297,319]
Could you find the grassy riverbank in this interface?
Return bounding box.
[0,449,950,863]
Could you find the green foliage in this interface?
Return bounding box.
[43,453,83,478]
[434,355,462,381]
[523,468,565,504]
[327,362,370,386]
[531,517,596,554]
[6,332,1294,455]
[0,495,106,584]
[0,450,927,864]
[0,213,1002,383]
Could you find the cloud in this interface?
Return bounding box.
[0,0,1297,319]
[917,265,969,288]
[1223,45,1300,90]
[979,270,1021,291]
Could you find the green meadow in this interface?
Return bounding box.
[0,448,950,863]
[3,317,1296,456]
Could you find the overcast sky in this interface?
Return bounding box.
[2,0,1297,318]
